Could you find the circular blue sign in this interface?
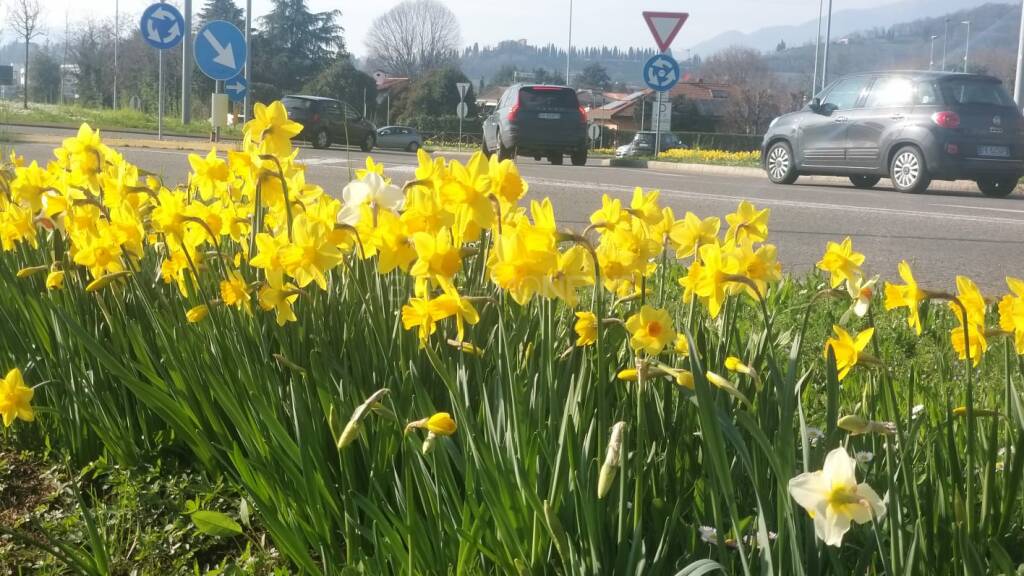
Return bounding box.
[194,20,247,81]
[140,3,185,50]
[643,54,680,92]
[225,75,248,102]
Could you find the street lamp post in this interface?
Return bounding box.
[821,0,834,89]
[566,0,573,85]
[942,18,949,71]
[812,0,824,95]
[930,35,938,70]
[962,20,971,72]
[114,0,118,109]
[1015,0,1024,105]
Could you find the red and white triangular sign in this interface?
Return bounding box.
[642,11,689,53]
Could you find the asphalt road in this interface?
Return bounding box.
[7,136,1024,294]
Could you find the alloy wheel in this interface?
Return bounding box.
[768,145,790,181]
[892,151,920,189]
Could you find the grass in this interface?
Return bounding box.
[2,101,243,138]
[0,121,1022,574]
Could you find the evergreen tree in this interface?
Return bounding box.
[255,0,345,92]
[197,0,244,29]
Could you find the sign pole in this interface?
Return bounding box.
[182,0,192,124]
[244,0,252,123]
[654,91,662,159]
[458,113,463,153]
[215,80,222,142]
[158,49,164,140]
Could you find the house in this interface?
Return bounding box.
[589,81,736,132]
[373,70,411,125]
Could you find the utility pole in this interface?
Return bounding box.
[942,18,949,71]
[181,0,192,124]
[821,0,833,89]
[811,0,824,95]
[929,35,937,70]
[243,0,252,123]
[1015,0,1024,105]
[566,0,573,85]
[962,20,971,73]
[61,11,68,104]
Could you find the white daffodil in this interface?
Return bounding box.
[845,274,879,318]
[338,172,404,225]
[788,447,886,547]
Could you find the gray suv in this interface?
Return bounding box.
[762,72,1023,197]
[482,84,589,165]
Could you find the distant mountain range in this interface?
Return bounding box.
[687,0,994,56]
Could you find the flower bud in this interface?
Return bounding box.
[422,431,438,455]
[598,421,626,499]
[186,304,210,323]
[16,265,48,278]
[46,271,65,291]
[85,271,130,292]
[837,415,870,434]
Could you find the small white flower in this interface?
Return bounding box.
[855,451,874,464]
[806,426,825,446]
[338,172,404,225]
[698,525,718,545]
[911,404,925,419]
[846,275,879,318]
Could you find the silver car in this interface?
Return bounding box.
[376,126,423,152]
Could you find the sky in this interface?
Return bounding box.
[19,0,900,57]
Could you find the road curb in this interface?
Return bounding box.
[596,158,1003,194]
[4,132,238,152]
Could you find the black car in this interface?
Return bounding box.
[281,95,377,151]
[482,84,589,166]
[762,71,1023,197]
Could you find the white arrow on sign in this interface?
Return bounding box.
[227,81,245,94]
[203,29,237,69]
[147,20,162,43]
[165,22,181,43]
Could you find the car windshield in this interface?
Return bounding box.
[942,79,1014,106]
[519,87,578,109]
[635,133,655,145]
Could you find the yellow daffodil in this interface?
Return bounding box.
[355,156,386,180]
[724,200,769,244]
[725,356,754,375]
[884,261,927,335]
[188,147,229,201]
[244,101,304,156]
[440,153,495,240]
[589,194,627,230]
[574,311,598,347]
[488,155,528,212]
[432,284,480,342]
[0,368,34,427]
[692,240,741,318]
[45,270,65,291]
[846,275,878,318]
[624,305,676,356]
[10,160,51,212]
[949,275,988,367]
[258,280,300,326]
[998,276,1024,355]
[788,447,886,547]
[550,245,595,306]
[410,228,463,291]
[629,187,662,227]
[405,412,458,455]
[219,270,252,314]
[279,215,344,290]
[370,209,417,274]
[674,334,690,356]
[824,325,874,381]
[817,237,865,289]
[669,212,720,258]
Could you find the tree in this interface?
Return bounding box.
[365,0,460,77]
[304,56,377,116]
[775,39,787,52]
[197,0,244,29]
[396,65,475,122]
[7,0,44,108]
[29,48,60,103]
[256,0,345,92]
[574,62,611,90]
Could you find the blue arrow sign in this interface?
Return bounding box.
[225,75,248,102]
[642,54,680,93]
[194,20,246,81]
[140,3,185,50]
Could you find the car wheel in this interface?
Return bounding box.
[360,134,375,152]
[312,129,330,150]
[549,154,564,166]
[976,176,1019,198]
[406,141,420,153]
[890,146,930,194]
[849,175,881,189]
[765,141,798,184]
[497,133,514,161]
[571,148,587,166]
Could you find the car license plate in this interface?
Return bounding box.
[538,113,561,120]
[978,145,1010,158]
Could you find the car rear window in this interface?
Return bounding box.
[518,87,579,110]
[941,79,1014,106]
[282,97,313,111]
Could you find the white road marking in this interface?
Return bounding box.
[932,203,1024,215]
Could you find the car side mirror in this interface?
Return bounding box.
[809,97,821,112]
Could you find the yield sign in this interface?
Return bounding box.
[642,11,689,53]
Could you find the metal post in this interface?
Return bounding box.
[182,0,192,124]
[214,80,221,142]
[821,0,833,89]
[942,18,949,72]
[812,0,824,95]
[566,0,573,85]
[158,50,164,140]
[114,0,118,109]
[243,0,252,123]
[654,91,662,159]
[1015,0,1024,105]
[458,113,463,153]
[930,35,937,70]
[962,21,971,72]
[386,94,391,125]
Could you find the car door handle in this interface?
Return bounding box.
[832,116,848,124]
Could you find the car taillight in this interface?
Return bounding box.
[931,111,960,129]
[508,102,520,122]
[578,106,588,124]
[311,113,320,123]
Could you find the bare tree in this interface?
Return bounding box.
[7,0,44,109]
[701,46,785,134]
[365,0,460,77]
